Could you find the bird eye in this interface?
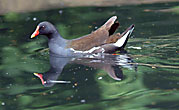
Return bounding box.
[39,26,45,30]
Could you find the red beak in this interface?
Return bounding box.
[33,73,45,85]
[31,26,39,38]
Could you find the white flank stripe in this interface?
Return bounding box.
[70,47,101,54]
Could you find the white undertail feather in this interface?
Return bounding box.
[114,27,134,47]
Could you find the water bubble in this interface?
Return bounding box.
[1,102,5,106]
[50,91,54,94]
[59,10,63,14]
[98,77,103,80]
[80,99,86,103]
[33,17,37,21]
[74,83,78,86]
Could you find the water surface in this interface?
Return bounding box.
[0,2,179,110]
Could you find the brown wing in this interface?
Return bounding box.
[66,16,119,51]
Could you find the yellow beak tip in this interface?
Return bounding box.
[31,35,35,38]
[33,73,39,76]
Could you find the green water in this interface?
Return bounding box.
[0,2,179,110]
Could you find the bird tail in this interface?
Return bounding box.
[114,24,135,48]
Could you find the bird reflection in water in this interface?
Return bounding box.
[33,52,137,87]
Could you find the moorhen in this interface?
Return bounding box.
[31,16,134,56]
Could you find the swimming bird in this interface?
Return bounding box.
[31,16,134,56]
